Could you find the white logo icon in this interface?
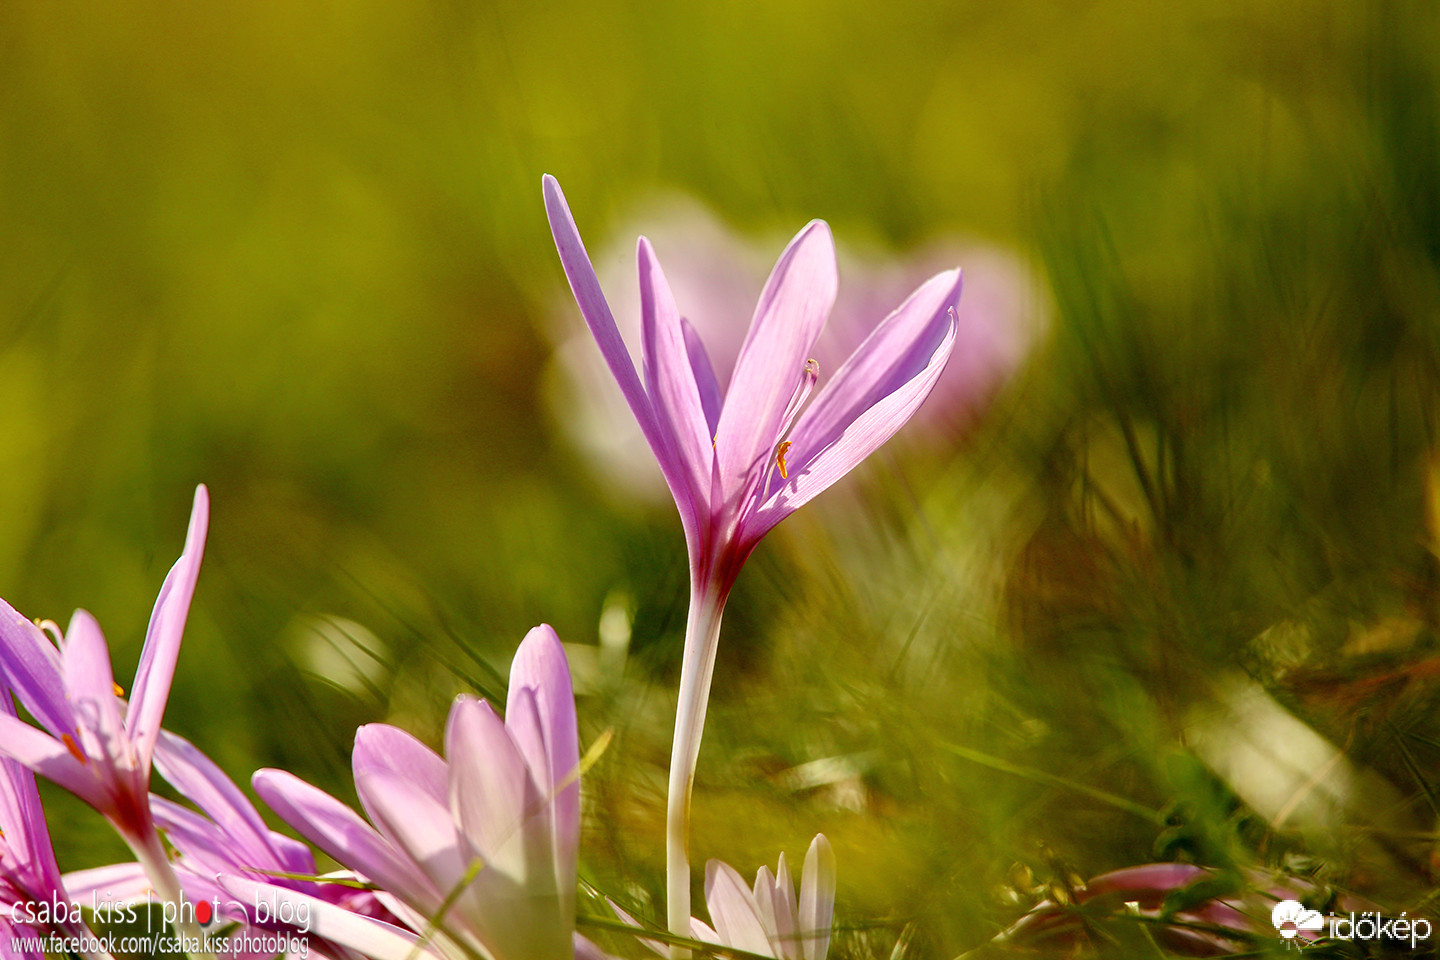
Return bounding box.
[1272,900,1325,940]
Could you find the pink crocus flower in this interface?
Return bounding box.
[0,485,209,954]
[619,836,836,960]
[0,684,114,960]
[243,625,600,960]
[695,836,836,960]
[544,175,956,946]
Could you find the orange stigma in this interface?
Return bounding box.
[61,733,86,764]
[776,441,792,480]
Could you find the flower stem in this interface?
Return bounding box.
[122,823,216,960]
[666,585,726,958]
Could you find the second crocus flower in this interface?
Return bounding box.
[247,624,591,960]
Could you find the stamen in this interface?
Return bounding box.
[779,359,820,438]
[113,681,125,697]
[761,360,820,501]
[61,732,87,765]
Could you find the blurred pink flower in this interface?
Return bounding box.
[991,863,1365,957]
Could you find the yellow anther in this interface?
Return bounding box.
[776,441,792,480]
[113,681,125,697]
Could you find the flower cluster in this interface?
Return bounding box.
[0,178,977,960]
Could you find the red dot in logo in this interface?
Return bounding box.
[195,901,213,925]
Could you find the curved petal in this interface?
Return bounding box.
[704,860,775,957]
[127,484,209,772]
[788,270,961,458]
[682,317,723,438]
[543,176,702,543]
[639,237,715,520]
[355,768,470,896]
[445,696,531,864]
[154,729,275,869]
[0,599,72,738]
[574,933,616,960]
[744,312,956,543]
[63,862,153,904]
[252,768,434,906]
[798,836,835,960]
[752,866,781,956]
[770,854,798,960]
[505,624,579,891]
[0,695,64,895]
[59,612,123,751]
[217,875,441,960]
[151,795,263,880]
[0,713,101,808]
[691,917,720,943]
[0,916,41,960]
[352,724,447,807]
[713,221,835,506]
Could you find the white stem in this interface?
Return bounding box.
[666,586,726,958]
[123,823,216,960]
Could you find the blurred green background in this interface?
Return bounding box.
[5,0,1440,956]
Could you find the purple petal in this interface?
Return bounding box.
[639,237,715,520]
[682,317,723,438]
[0,599,73,738]
[217,875,441,960]
[63,862,152,904]
[771,854,798,960]
[268,831,318,877]
[0,916,42,960]
[789,270,960,459]
[713,221,836,506]
[704,859,775,956]
[0,692,64,895]
[354,767,470,896]
[798,835,835,960]
[745,309,957,543]
[0,713,101,808]
[445,696,531,863]
[752,866,781,955]
[151,795,263,880]
[127,484,209,772]
[252,768,434,904]
[505,624,579,888]
[153,729,275,869]
[543,176,703,542]
[353,723,447,806]
[59,611,120,727]
[573,933,615,960]
[543,176,656,437]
